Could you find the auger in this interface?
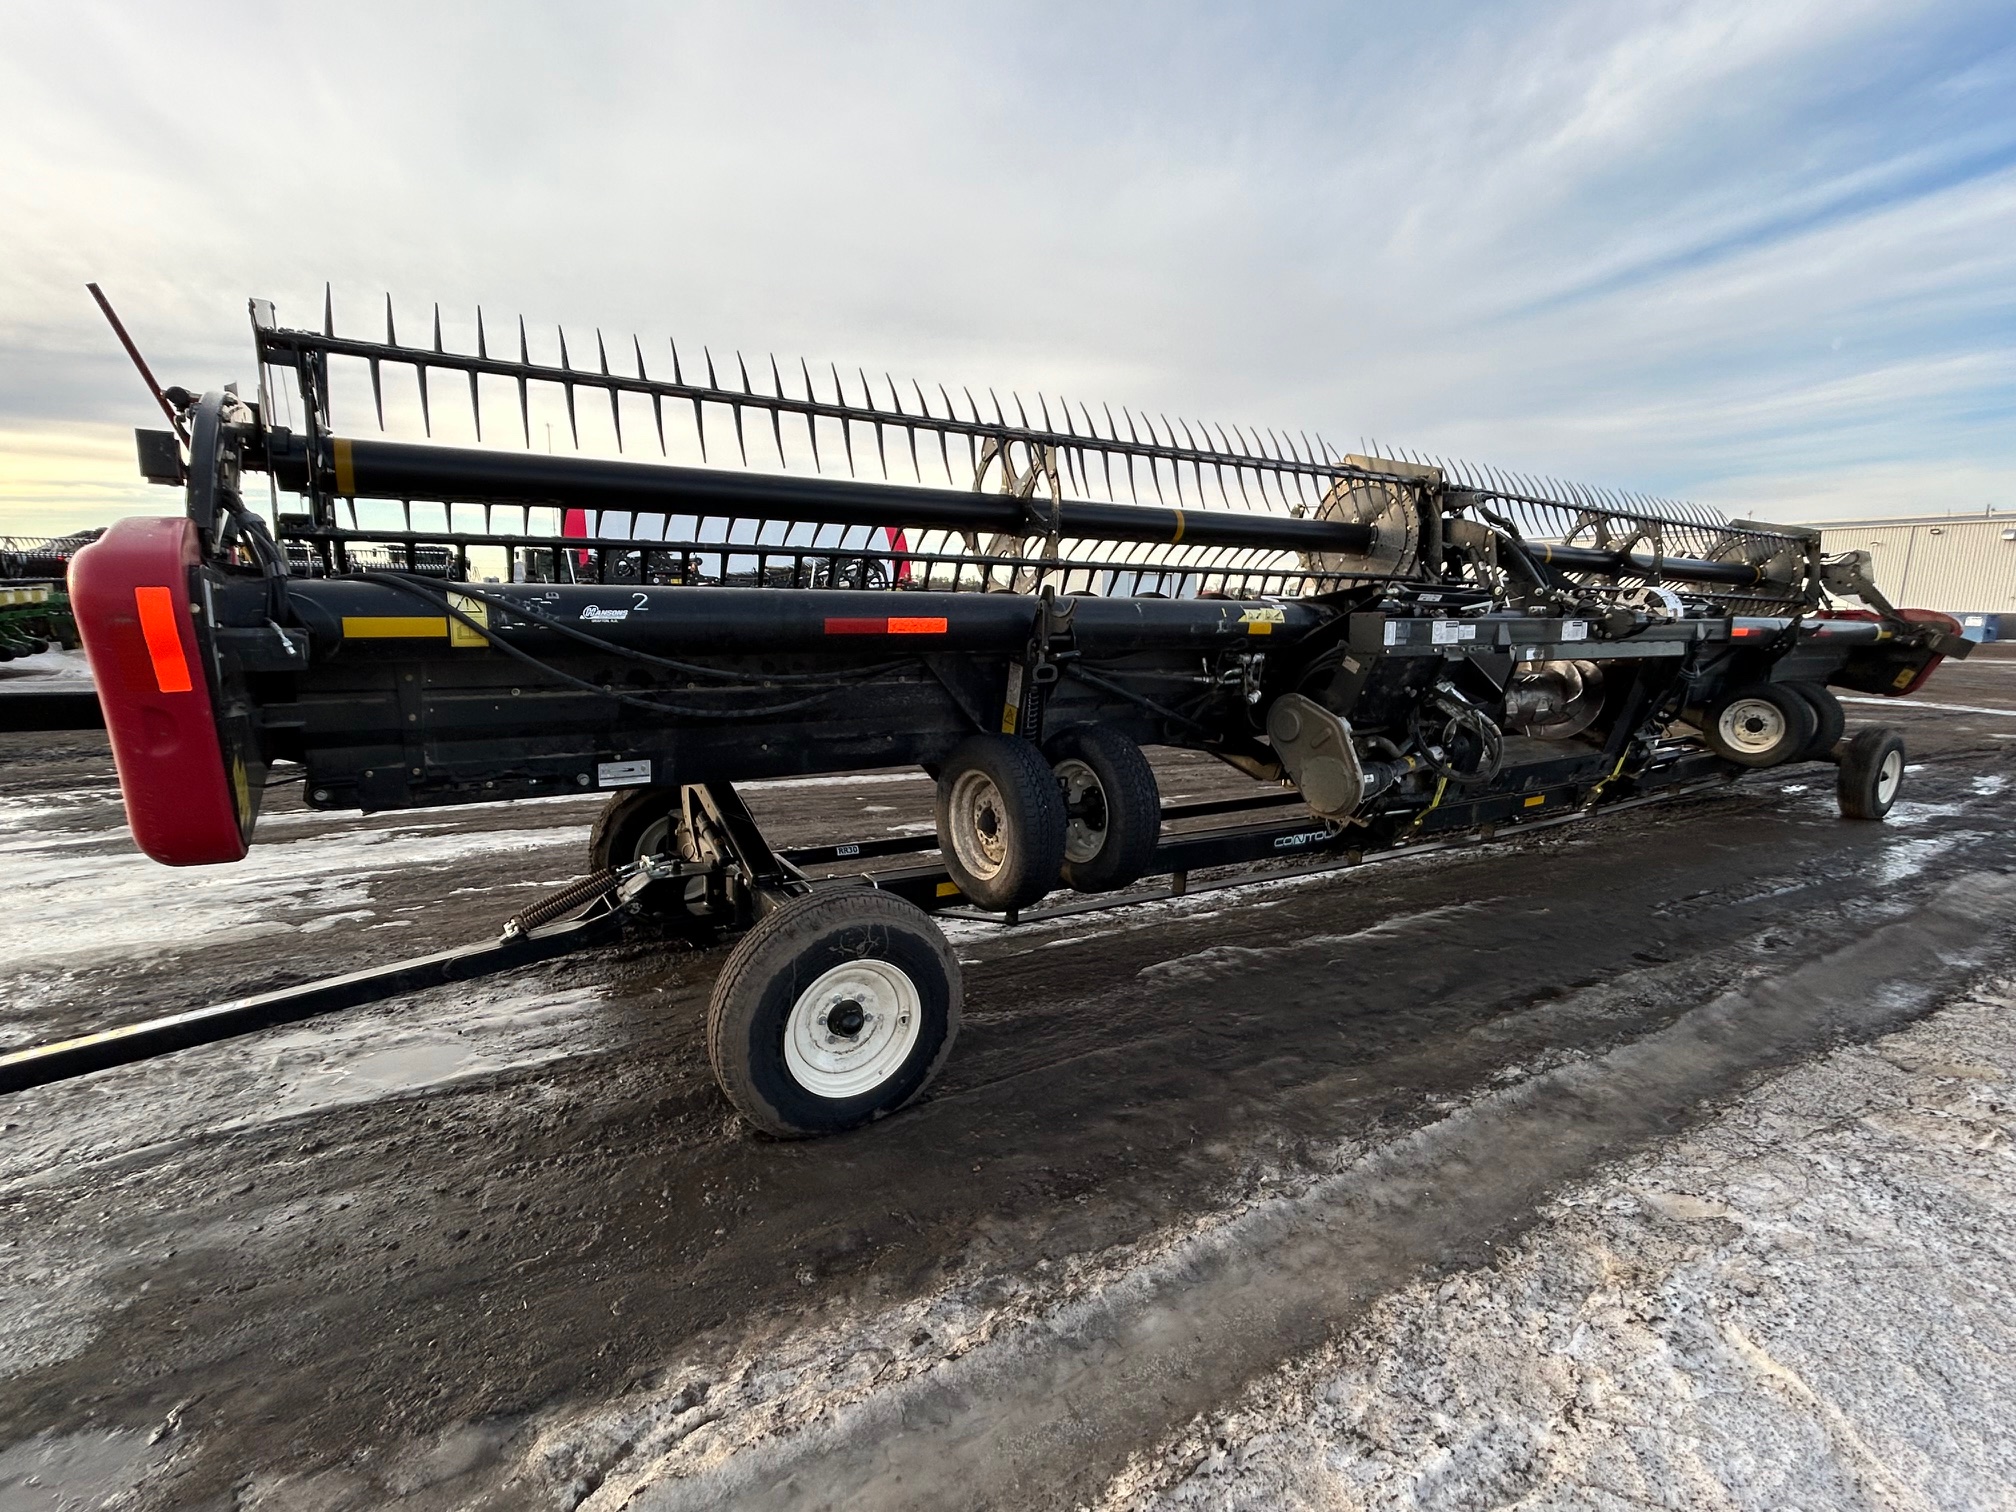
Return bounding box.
[23,289,1970,1134]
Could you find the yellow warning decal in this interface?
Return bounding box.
[342,616,448,639]
[1524,794,1546,807]
[447,594,489,648]
[333,437,357,497]
[936,881,962,897]
[1240,606,1286,636]
[1892,667,1915,689]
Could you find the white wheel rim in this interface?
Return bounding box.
[1055,758,1108,865]
[946,769,1011,881]
[1876,749,1904,804]
[783,959,922,1099]
[1717,698,1787,757]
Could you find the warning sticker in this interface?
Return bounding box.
[1561,620,1589,642]
[447,593,490,648]
[1239,606,1287,636]
[1430,620,1478,646]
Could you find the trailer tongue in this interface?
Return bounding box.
[41,293,1968,1134]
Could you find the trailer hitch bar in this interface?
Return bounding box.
[0,863,675,1096]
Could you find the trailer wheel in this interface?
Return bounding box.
[589,787,682,870]
[589,787,717,923]
[1786,683,1846,761]
[934,735,1066,910]
[707,890,961,1137]
[1838,727,1906,820]
[1702,684,1817,768]
[1044,725,1162,892]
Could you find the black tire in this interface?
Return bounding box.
[589,787,715,924]
[1838,727,1906,821]
[1701,683,1818,768]
[707,890,961,1137]
[933,734,1066,910]
[589,786,683,870]
[1043,724,1162,892]
[1785,683,1846,762]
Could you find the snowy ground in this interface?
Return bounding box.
[1099,986,2016,1512]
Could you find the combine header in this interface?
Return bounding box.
[20,293,1970,1133]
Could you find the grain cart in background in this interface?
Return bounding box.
[39,293,1969,1134]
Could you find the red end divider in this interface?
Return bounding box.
[69,517,249,865]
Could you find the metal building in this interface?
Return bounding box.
[1805,511,2016,639]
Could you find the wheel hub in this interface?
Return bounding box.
[1055,758,1109,865]
[826,999,867,1038]
[783,959,923,1099]
[947,770,1011,878]
[1718,698,1786,756]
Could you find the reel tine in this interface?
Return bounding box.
[768,355,788,468]
[412,304,442,437]
[1129,410,1166,505]
[835,364,856,476]
[323,283,335,338]
[1104,403,1132,501]
[916,379,949,483]
[962,388,983,480]
[470,308,487,442]
[372,293,396,431]
[556,327,580,448]
[731,352,752,467]
[1080,405,1114,499]
[638,336,666,456]
[1013,391,1031,432]
[1170,414,1205,505]
[1151,413,1180,504]
[802,359,824,472]
[598,330,623,452]
[518,316,532,447]
[990,389,1007,428]
[890,374,921,481]
[864,369,888,479]
[667,337,701,461]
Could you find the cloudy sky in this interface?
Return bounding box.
[2,0,2012,536]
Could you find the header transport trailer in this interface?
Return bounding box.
[32,294,1970,1135]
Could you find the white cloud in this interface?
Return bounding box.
[0,0,2010,535]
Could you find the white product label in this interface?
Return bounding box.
[597,759,652,788]
[1562,620,1588,642]
[580,604,630,623]
[1383,621,1406,646]
[1430,620,1479,646]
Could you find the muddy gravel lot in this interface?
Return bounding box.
[1,645,2013,1511]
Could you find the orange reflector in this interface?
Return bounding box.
[132,585,193,693]
[1731,625,1759,638]
[825,616,949,635]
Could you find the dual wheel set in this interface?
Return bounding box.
[1698,680,1906,821]
[590,725,1163,1137]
